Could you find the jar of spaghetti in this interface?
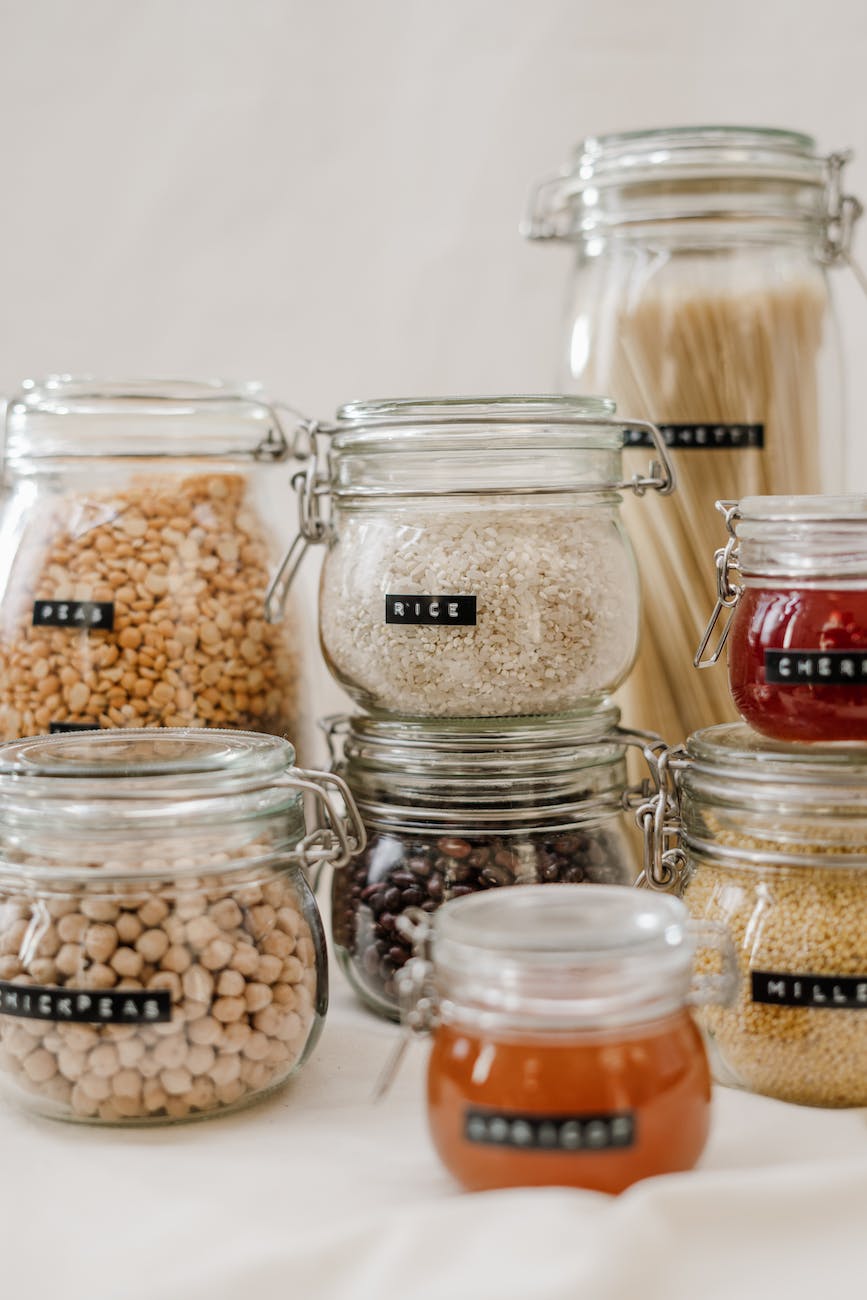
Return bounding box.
[525,128,861,745]
[641,722,867,1108]
[695,496,867,742]
[396,885,735,1194]
[325,706,663,1019]
[0,378,307,746]
[267,396,674,718]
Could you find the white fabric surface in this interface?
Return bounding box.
[1,962,865,1300]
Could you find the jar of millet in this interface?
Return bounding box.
[642,721,867,1108]
[396,885,735,1194]
[326,706,665,1019]
[0,377,308,745]
[697,495,867,742]
[0,728,364,1124]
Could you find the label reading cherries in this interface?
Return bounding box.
[764,650,867,685]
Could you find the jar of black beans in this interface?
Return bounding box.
[332,822,633,1017]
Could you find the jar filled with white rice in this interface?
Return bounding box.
[267,396,674,718]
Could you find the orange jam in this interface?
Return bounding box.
[427,1010,711,1194]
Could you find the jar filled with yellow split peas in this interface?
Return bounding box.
[0,377,308,745]
[0,728,364,1124]
[641,722,867,1108]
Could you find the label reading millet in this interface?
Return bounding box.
[463,1108,635,1152]
[32,600,115,631]
[0,981,171,1024]
[764,650,867,685]
[385,595,476,626]
[751,971,867,1009]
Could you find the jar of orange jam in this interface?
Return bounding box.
[397,885,736,1194]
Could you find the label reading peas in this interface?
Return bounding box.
[32,600,115,631]
[464,1108,635,1152]
[623,423,764,450]
[751,971,867,1009]
[764,650,867,685]
[385,595,476,626]
[0,981,171,1024]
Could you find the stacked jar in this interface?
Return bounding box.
[268,394,678,1022]
[639,496,867,1109]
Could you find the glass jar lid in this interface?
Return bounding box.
[5,376,295,461]
[728,494,867,578]
[525,125,853,241]
[431,884,694,1029]
[0,728,303,849]
[326,707,629,830]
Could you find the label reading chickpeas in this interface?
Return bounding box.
[32,600,115,631]
[751,971,867,1009]
[385,595,477,626]
[0,981,171,1024]
[464,1108,635,1152]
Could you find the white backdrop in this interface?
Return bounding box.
[2,0,867,732]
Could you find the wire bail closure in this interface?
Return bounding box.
[694,500,743,668]
[634,746,687,892]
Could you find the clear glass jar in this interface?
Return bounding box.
[643,722,867,1108]
[396,885,734,1194]
[325,705,663,1019]
[696,495,867,742]
[525,128,861,744]
[267,396,674,718]
[0,377,306,744]
[0,728,363,1124]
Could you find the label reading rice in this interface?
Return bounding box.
[623,423,764,450]
[751,972,867,1009]
[463,1107,635,1151]
[764,650,867,685]
[32,600,115,630]
[385,595,476,626]
[0,981,171,1024]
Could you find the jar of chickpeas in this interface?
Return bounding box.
[0,378,308,744]
[0,728,363,1124]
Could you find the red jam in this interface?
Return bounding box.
[728,586,867,742]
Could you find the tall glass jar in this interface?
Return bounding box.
[0,377,307,744]
[696,495,867,742]
[525,127,861,744]
[0,728,363,1124]
[396,885,735,1194]
[641,722,867,1108]
[266,395,674,718]
[325,706,663,1018]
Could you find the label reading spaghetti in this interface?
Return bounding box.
[623,423,764,450]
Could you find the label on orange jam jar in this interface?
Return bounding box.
[764,650,867,685]
[464,1107,635,1152]
[752,972,867,1009]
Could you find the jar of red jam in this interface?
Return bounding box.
[396,885,735,1195]
[696,496,867,742]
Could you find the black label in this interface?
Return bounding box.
[464,1107,635,1152]
[49,722,100,734]
[624,423,764,450]
[764,650,867,685]
[0,981,171,1024]
[752,971,867,1009]
[385,594,477,626]
[32,600,115,631]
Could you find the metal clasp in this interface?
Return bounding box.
[615,419,677,497]
[634,745,687,893]
[694,500,743,668]
[264,429,331,624]
[288,767,366,871]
